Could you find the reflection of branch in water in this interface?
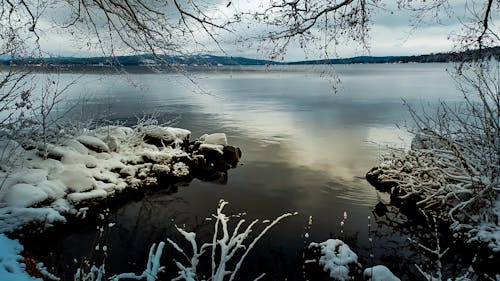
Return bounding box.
[370,204,479,280]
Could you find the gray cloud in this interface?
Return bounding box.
[33,0,498,60]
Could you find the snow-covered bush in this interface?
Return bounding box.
[167,199,297,281]
[369,61,499,252]
[410,62,499,249]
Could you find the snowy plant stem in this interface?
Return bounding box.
[228,212,297,281]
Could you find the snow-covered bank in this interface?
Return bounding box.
[366,130,499,276]
[0,233,42,281]
[0,125,241,233]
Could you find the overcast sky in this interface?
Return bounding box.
[37,0,498,61]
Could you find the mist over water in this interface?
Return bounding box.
[31,63,462,280]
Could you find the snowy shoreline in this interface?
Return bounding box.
[1,125,241,233]
[0,124,242,280]
[365,131,499,277]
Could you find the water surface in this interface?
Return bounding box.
[28,64,463,280]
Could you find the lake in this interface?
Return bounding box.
[25,64,464,280]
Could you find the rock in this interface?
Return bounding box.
[365,167,398,192]
[101,135,120,152]
[199,133,227,145]
[62,139,89,155]
[51,168,94,193]
[197,147,224,163]
[119,166,137,177]
[38,144,64,161]
[141,126,190,147]
[2,183,49,207]
[223,145,242,168]
[363,265,401,281]
[199,143,224,154]
[374,202,388,217]
[76,135,110,153]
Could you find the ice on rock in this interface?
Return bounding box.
[363,265,401,281]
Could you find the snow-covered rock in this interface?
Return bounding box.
[2,183,48,207]
[68,189,108,203]
[76,135,110,152]
[309,239,360,281]
[363,265,401,281]
[0,207,66,233]
[61,139,89,155]
[199,133,227,146]
[199,143,224,154]
[52,168,95,193]
[141,126,190,147]
[0,125,240,235]
[172,162,189,177]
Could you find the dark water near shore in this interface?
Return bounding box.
[26,64,464,280]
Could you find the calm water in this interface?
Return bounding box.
[27,64,464,280]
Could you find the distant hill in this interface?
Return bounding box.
[288,47,500,65]
[1,47,498,67]
[1,54,276,67]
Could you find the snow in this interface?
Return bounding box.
[199,133,227,145]
[140,126,190,146]
[172,162,190,177]
[61,139,89,155]
[76,135,110,153]
[309,239,359,281]
[0,234,42,281]
[0,124,241,281]
[309,239,401,281]
[36,262,60,280]
[111,242,165,281]
[0,207,66,233]
[52,168,95,193]
[199,143,224,154]
[364,265,401,281]
[0,125,205,225]
[67,189,108,203]
[369,132,500,253]
[0,124,240,233]
[2,183,49,207]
